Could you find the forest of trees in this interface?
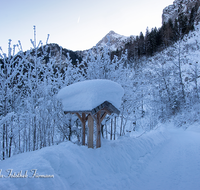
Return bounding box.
[0,33,132,160]
[111,1,200,64]
[1,27,200,160]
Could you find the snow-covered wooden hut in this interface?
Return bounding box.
[57,79,124,148]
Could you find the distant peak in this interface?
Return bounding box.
[96,30,129,51]
[108,30,116,35]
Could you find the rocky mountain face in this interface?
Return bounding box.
[162,0,200,24]
[23,29,130,67]
[44,44,82,65]
[74,30,132,59]
[95,30,130,51]
[26,43,83,66]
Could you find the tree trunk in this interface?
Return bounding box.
[105,123,108,139]
[33,116,36,151]
[6,124,8,157]
[18,117,21,153]
[120,115,123,136]
[110,119,113,140]
[178,36,186,103]
[9,136,13,158]
[2,124,5,160]
[114,116,116,140]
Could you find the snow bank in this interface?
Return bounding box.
[0,127,169,190]
[57,79,124,111]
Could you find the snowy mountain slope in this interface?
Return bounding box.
[143,23,200,99]
[117,23,200,131]
[75,30,131,61]
[162,0,200,24]
[0,126,169,190]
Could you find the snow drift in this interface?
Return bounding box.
[0,126,169,190]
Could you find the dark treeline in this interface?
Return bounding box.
[111,1,200,63]
[37,43,83,65]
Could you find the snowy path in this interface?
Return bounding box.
[135,128,200,190]
[1,126,200,190]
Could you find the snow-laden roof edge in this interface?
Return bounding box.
[57,79,124,112]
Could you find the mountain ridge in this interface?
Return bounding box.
[13,0,200,64]
[162,0,200,24]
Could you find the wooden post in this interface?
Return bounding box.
[96,111,101,148]
[105,123,107,139]
[82,113,86,145]
[64,101,119,148]
[88,114,94,148]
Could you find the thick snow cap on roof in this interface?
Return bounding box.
[57,79,124,112]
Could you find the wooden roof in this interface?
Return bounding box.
[64,101,120,115]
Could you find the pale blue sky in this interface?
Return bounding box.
[0,0,174,53]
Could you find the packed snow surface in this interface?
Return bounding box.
[57,79,124,111]
[1,124,200,190]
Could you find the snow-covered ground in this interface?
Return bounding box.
[134,125,200,190]
[0,123,200,190]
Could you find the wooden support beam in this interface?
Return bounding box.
[96,111,101,148]
[82,113,86,145]
[76,113,83,123]
[91,114,97,123]
[100,111,107,123]
[88,114,94,148]
[103,108,112,115]
[75,113,86,146]
[64,101,120,148]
